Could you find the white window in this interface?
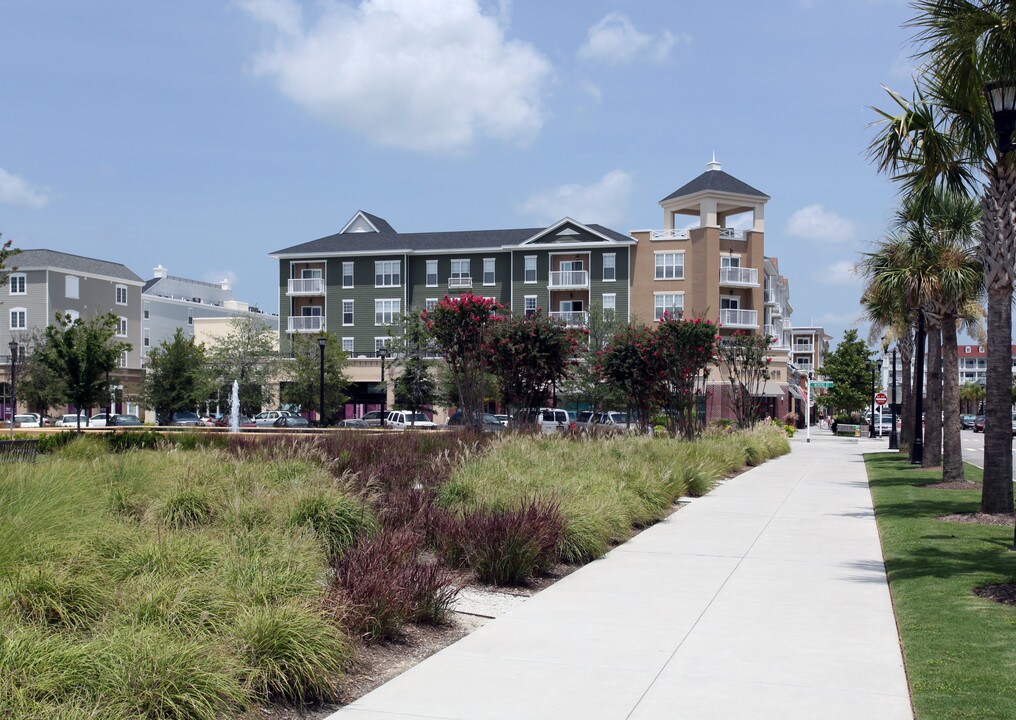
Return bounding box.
[425,298,438,312]
[375,299,401,326]
[65,276,79,299]
[721,255,741,268]
[342,337,354,353]
[302,267,322,279]
[143,328,150,348]
[524,256,537,284]
[64,309,79,323]
[120,351,129,369]
[342,300,354,326]
[187,311,193,325]
[602,254,616,282]
[115,285,128,305]
[375,337,393,352]
[450,259,470,282]
[375,260,400,287]
[143,301,150,319]
[426,260,438,287]
[342,262,354,288]
[301,306,322,317]
[524,295,537,317]
[9,307,26,329]
[117,317,128,337]
[483,258,496,285]
[655,252,684,280]
[9,273,26,295]
[602,293,616,318]
[654,293,684,321]
[720,296,740,310]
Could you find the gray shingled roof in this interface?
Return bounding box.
[272,219,633,256]
[660,169,769,203]
[361,211,396,234]
[10,249,144,282]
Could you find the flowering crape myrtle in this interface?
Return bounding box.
[656,314,718,438]
[715,330,774,428]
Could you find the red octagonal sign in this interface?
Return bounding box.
[875,392,888,406]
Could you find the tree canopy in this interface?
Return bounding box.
[822,330,874,415]
[144,328,212,422]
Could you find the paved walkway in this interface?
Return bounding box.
[328,433,913,720]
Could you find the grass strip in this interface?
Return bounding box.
[864,454,1016,720]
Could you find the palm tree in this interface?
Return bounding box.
[868,1,1016,513]
[959,381,986,414]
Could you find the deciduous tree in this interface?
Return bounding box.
[715,331,773,428]
[279,333,349,424]
[144,328,212,423]
[207,316,280,417]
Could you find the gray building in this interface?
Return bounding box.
[141,265,278,364]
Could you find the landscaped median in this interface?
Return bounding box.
[0,425,789,719]
[864,455,1016,720]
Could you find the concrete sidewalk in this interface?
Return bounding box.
[328,433,912,720]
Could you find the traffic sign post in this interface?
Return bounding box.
[809,380,833,389]
[875,392,888,406]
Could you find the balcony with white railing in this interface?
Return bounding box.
[795,362,814,375]
[288,315,325,333]
[719,308,758,328]
[287,278,325,296]
[720,228,746,240]
[548,270,589,289]
[794,342,814,353]
[650,229,691,241]
[719,266,759,287]
[549,310,589,328]
[764,288,777,304]
[448,276,473,289]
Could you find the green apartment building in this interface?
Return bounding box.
[270,211,635,358]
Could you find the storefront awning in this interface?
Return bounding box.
[787,384,805,401]
[758,381,787,398]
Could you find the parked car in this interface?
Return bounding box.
[513,408,573,433]
[214,415,256,428]
[159,411,203,427]
[973,415,986,433]
[386,410,438,429]
[199,415,218,426]
[273,415,310,428]
[26,413,52,426]
[11,414,40,428]
[88,413,110,428]
[960,414,977,430]
[493,414,509,426]
[253,410,293,427]
[107,414,143,427]
[1011,412,1016,437]
[337,418,369,429]
[872,415,896,434]
[447,411,502,426]
[57,413,86,427]
[361,410,388,427]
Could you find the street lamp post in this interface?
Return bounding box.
[318,336,326,427]
[377,346,390,428]
[911,308,926,464]
[889,346,899,450]
[868,358,877,438]
[8,340,18,440]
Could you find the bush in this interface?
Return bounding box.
[105,430,164,452]
[157,486,218,529]
[330,528,459,641]
[5,563,112,629]
[288,490,376,559]
[35,431,78,454]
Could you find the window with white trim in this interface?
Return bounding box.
[65,276,79,299]
[375,298,401,325]
[143,328,150,348]
[375,337,393,352]
[302,267,322,279]
[720,255,741,268]
[375,260,400,287]
[9,307,26,329]
[654,252,684,280]
[450,259,470,282]
[524,295,537,317]
[64,309,79,323]
[483,258,496,285]
[602,293,616,319]
[117,317,128,337]
[602,254,616,282]
[143,301,150,320]
[120,351,129,369]
[524,256,537,283]
[425,259,438,287]
[116,285,128,305]
[654,293,683,321]
[342,262,354,288]
[9,273,26,295]
[342,300,354,326]
[341,337,354,354]
[187,311,193,325]
[425,298,438,312]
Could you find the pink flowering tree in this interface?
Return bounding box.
[715,330,774,428]
[656,315,718,438]
[486,310,579,425]
[421,294,501,429]
[597,324,667,433]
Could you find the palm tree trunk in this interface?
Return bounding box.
[941,312,964,481]
[980,160,1015,514]
[900,334,914,453]
[923,320,943,469]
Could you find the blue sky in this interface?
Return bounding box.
[0,0,919,345]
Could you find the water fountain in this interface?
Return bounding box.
[229,380,240,433]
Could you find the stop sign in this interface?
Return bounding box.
[875,392,888,406]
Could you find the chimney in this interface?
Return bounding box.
[221,278,232,292]
[153,264,167,279]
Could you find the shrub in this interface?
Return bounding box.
[330,528,459,641]
[35,431,78,454]
[232,602,349,704]
[157,486,218,529]
[5,563,112,629]
[54,435,107,461]
[105,430,163,452]
[288,490,376,559]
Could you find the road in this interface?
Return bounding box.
[958,429,1016,471]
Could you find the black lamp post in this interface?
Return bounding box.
[8,340,18,440]
[318,336,326,427]
[377,346,390,428]
[986,80,1016,156]
[889,346,899,450]
[911,308,926,464]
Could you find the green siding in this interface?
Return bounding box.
[510,249,551,314]
[407,253,510,310]
[589,248,630,320]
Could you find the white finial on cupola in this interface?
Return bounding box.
[707,152,721,172]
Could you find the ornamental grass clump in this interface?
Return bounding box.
[5,563,112,630]
[288,489,376,559]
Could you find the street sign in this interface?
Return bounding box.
[875,392,888,406]
[809,380,833,388]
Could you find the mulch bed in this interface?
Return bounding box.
[938,512,1014,526]
[922,481,981,490]
[974,584,1016,606]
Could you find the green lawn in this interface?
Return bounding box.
[864,454,1016,720]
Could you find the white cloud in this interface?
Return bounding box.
[786,204,856,243]
[0,167,49,209]
[522,170,633,226]
[240,0,551,153]
[579,80,603,104]
[816,260,859,286]
[577,12,681,64]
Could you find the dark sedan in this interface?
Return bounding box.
[214,415,256,428]
[973,416,986,433]
[273,415,310,428]
[107,414,143,427]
